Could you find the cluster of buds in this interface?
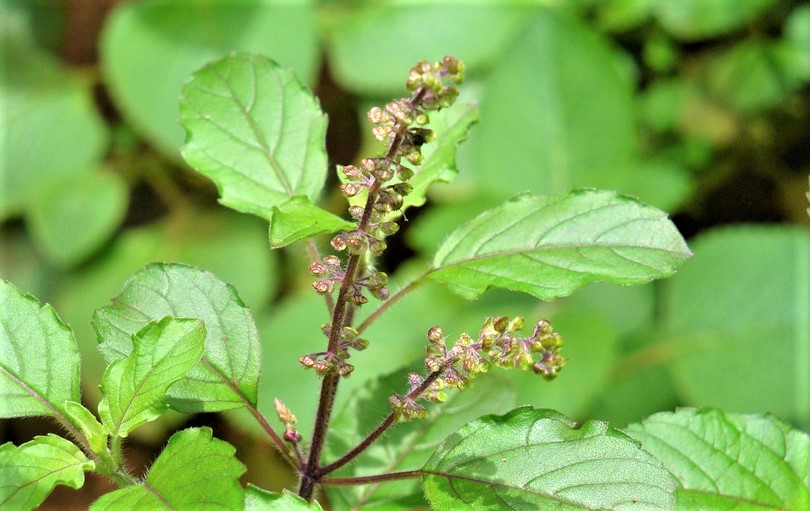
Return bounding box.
[274,398,301,444]
[389,317,566,420]
[329,56,464,268]
[298,325,369,378]
[309,254,388,305]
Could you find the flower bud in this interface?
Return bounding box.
[342,165,362,180]
[309,262,327,275]
[340,182,363,197]
[368,106,384,124]
[427,326,444,343]
[331,234,347,251]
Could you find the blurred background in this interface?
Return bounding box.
[2,0,809,507]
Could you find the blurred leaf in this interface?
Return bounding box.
[407,196,500,257]
[93,263,261,413]
[0,434,93,511]
[626,408,810,511]
[326,367,515,511]
[422,407,676,510]
[325,4,530,96]
[661,226,810,428]
[269,197,354,248]
[785,5,810,80]
[27,170,128,267]
[98,318,205,438]
[180,53,328,220]
[0,280,79,418]
[1,42,107,219]
[705,40,803,113]
[654,0,778,40]
[101,0,318,159]
[245,487,325,510]
[428,191,691,300]
[0,230,52,301]
[473,9,637,197]
[89,427,245,510]
[596,0,656,32]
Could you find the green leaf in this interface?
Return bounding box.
[98,318,206,437]
[661,226,810,428]
[428,190,691,300]
[0,434,94,511]
[654,0,778,40]
[64,401,108,456]
[422,407,676,510]
[326,367,516,511]
[27,170,128,267]
[472,9,638,198]
[93,263,261,412]
[0,280,80,418]
[393,102,480,220]
[1,41,107,219]
[180,52,328,220]
[785,5,810,80]
[269,197,354,248]
[325,4,530,96]
[245,487,325,511]
[89,427,245,510]
[101,0,318,159]
[625,408,810,511]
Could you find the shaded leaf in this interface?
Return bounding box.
[180,52,328,220]
[0,280,80,418]
[245,487,325,511]
[428,190,691,300]
[654,0,778,40]
[93,263,261,412]
[422,406,676,510]
[326,367,515,511]
[0,434,94,511]
[98,318,206,437]
[269,197,354,248]
[89,427,244,510]
[625,408,810,511]
[101,0,318,158]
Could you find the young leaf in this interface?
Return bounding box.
[180,52,328,221]
[64,401,108,456]
[625,408,810,511]
[326,368,516,510]
[269,196,355,248]
[98,317,206,437]
[428,190,691,300]
[422,407,676,510]
[0,280,80,418]
[245,487,325,510]
[93,263,261,412]
[89,427,245,510]
[0,434,95,511]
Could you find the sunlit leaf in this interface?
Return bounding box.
[625,408,810,511]
[93,263,261,412]
[180,52,328,220]
[269,197,354,248]
[422,406,676,510]
[0,280,80,418]
[89,427,244,510]
[245,487,325,511]
[98,318,206,437]
[428,190,691,300]
[0,434,94,511]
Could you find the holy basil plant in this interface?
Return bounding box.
[1,54,807,511]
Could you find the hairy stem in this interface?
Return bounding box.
[244,400,298,468]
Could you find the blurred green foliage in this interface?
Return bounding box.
[2,0,808,476]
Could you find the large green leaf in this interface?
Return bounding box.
[0,280,80,418]
[1,41,107,220]
[326,367,516,511]
[0,434,94,511]
[625,408,810,511]
[180,52,328,220]
[428,190,691,300]
[93,263,261,412]
[661,226,810,428]
[472,9,639,198]
[245,487,325,511]
[101,0,318,159]
[89,427,245,510]
[26,170,128,268]
[422,407,676,510]
[98,318,206,438]
[325,4,530,96]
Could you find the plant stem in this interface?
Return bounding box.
[320,470,422,486]
[244,400,299,468]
